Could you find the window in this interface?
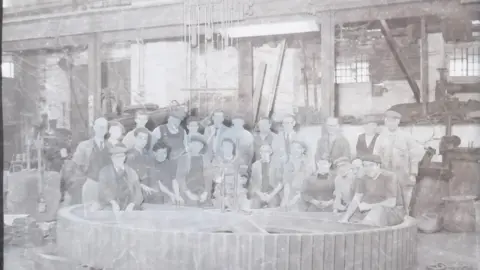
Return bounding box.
[449,46,479,77]
[335,54,370,83]
[2,62,14,78]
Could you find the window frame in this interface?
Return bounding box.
[448,44,480,78]
[335,54,370,84]
[2,60,15,79]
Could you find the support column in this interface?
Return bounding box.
[320,12,336,118]
[88,33,102,126]
[420,17,429,115]
[238,39,254,127]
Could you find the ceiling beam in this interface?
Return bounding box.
[379,20,421,103]
[2,0,470,51]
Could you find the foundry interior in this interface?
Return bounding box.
[2,0,480,269]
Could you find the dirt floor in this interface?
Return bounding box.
[4,232,479,270]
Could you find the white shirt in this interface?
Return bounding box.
[364,134,375,147]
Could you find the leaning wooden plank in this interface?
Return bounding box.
[252,62,267,122]
[379,20,421,103]
[267,39,287,118]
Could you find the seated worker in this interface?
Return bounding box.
[147,140,183,205]
[281,140,316,212]
[339,154,406,227]
[98,143,143,211]
[178,135,213,207]
[332,157,357,213]
[249,144,283,209]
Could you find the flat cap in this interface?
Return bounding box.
[109,143,129,154]
[385,110,402,119]
[360,115,379,125]
[259,144,273,153]
[291,140,308,151]
[170,109,186,120]
[333,157,351,168]
[360,154,382,164]
[190,134,207,146]
[231,114,245,121]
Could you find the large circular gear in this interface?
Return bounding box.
[56,204,417,270]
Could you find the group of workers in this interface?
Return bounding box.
[63,107,424,227]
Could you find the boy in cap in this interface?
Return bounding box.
[339,154,405,226]
[122,110,151,150]
[332,157,357,213]
[177,135,213,207]
[98,143,143,212]
[249,144,283,209]
[373,109,423,214]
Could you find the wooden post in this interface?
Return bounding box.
[320,12,336,118]
[238,39,254,126]
[420,17,429,115]
[88,33,102,128]
[312,52,319,110]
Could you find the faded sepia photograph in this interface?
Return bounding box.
[2,0,480,269]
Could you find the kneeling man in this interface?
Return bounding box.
[98,143,144,212]
[339,154,405,227]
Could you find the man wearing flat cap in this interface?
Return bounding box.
[98,143,143,212]
[340,154,406,226]
[373,110,424,214]
[331,157,357,213]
